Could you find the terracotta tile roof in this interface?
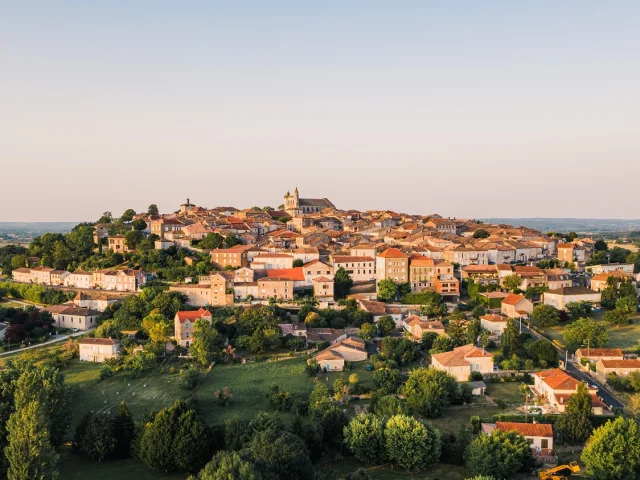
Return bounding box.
[480,314,508,323]
[502,294,526,306]
[535,368,581,390]
[332,256,375,263]
[432,344,492,367]
[267,268,305,281]
[175,307,212,323]
[313,276,333,283]
[496,422,553,438]
[599,359,640,369]
[576,348,623,358]
[378,247,408,259]
[79,338,120,345]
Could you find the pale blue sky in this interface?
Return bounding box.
[1,1,639,221]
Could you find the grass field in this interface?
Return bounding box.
[429,404,521,434]
[193,357,318,425]
[332,459,470,479]
[57,445,184,480]
[485,382,525,404]
[64,359,189,430]
[540,312,640,352]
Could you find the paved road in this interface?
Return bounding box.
[0,329,93,357]
[521,323,625,409]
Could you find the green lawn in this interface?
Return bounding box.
[57,445,184,480]
[64,359,188,430]
[429,405,521,434]
[194,357,318,425]
[485,382,525,404]
[539,312,640,352]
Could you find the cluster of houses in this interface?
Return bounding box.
[12,266,150,292]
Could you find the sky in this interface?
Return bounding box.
[1,1,639,222]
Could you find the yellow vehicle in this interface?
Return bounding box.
[539,461,581,480]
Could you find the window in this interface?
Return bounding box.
[186,332,190,338]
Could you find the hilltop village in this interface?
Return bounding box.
[1,189,640,479]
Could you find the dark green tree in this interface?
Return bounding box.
[334,267,354,299]
[402,368,458,418]
[113,400,135,459]
[343,413,386,464]
[464,430,534,478]
[384,414,441,471]
[195,450,261,480]
[555,383,593,445]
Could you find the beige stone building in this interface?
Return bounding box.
[431,344,494,381]
[210,245,250,269]
[376,248,409,284]
[313,336,367,371]
[313,277,335,304]
[257,277,293,301]
[251,253,294,270]
[107,235,130,252]
[480,314,509,336]
[596,359,640,383]
[482,422,554,454]
[543,286,601,310]
[331,255,375,282]
[403,315,445,340]
[11,268,31,283]
[44,305,100,330]
[174,307,213,347]
[501,294,533,319]
[79,338,120,362]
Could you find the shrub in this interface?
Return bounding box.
[99,366,114,381]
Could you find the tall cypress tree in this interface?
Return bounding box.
[113,401,135,459]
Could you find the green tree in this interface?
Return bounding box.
[292,259,304,268]
[472,229,490,239]
[563,317,608,351]
[359,323,377,342]
[565,300,594,319]
[373,368,401,394]
[377,315,396,336]
[199,233,226,250]
[502,274,522,292]
[74,412,116,462]
[334,267,354,299]
[190,319,222,366]
[94,320,121,339]
[377,279,398,302]
[616,294,638,315]
[384,414,441,471]
[402,368,458,418]
[247,430,312,480]
[555,383,593,445]
[5,400,59,480]
[132,219,147,231]
[447,319,467,347]
[581,416,640,480]
[464,430,534,478]
[113,400,135,459]
[343,413,386,464]
[120,209,137,222]
[125,230,144,250]
[137,401,212,473]
[604,308,632,326]
[13,366,72,447]
[374,395,406,417]
[195,450,261,480]
[532,304,560,327]
[147,204,159,216]
[594,239,608,252]
[10,254,27,270]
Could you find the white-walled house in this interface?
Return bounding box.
[44,305,100,330]
[482,422,553,454]
[532,368,604,414]
[79,338,120,362]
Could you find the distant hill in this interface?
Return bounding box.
[481,218,640,234]
[0,222,79,242]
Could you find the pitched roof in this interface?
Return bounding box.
[495,422,553,438]
[266,268,305,281]
[502,294,527,306]
[378,247,407,259]
[79,338,120,345]
[332,256,375,263]
[480,314,508,323]
[175,307,212,323]
[546,286,599,296]
[576,348,623,358]
[599,359,640,369]
[432,344,493,367]
[535,368,581,390]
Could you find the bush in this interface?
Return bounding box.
[99,366,114,381]
[469,371,483,381]
[179,366,201,390]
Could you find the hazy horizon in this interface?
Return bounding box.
[2,1,639,222]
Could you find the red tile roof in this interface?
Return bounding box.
[175,307,212,323]
[502,294,526,306]
[266,268,305,281]
[496,422,553,438]
[378,247,407,259]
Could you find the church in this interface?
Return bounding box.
[283,188,335,216]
